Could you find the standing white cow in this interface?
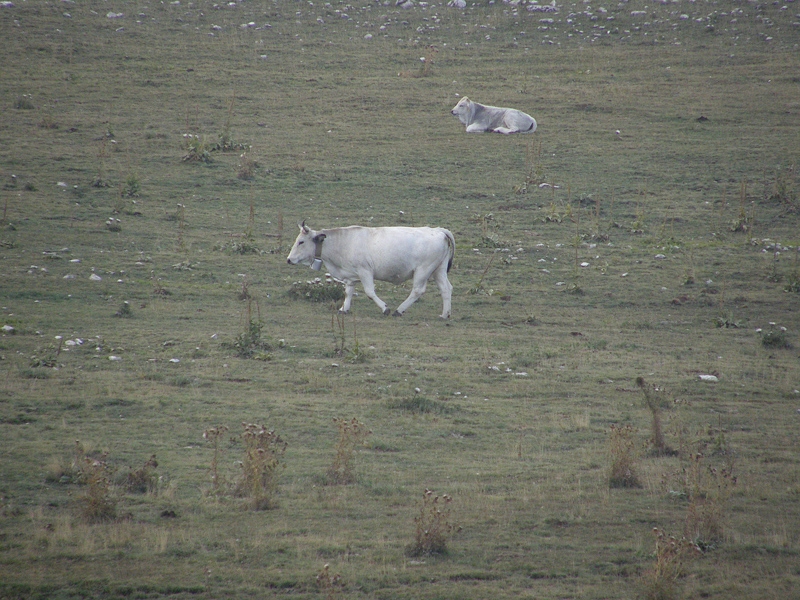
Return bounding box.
[286,222,455,318]
[451,96,537,134]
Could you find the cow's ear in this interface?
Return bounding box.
[313,233,326,243]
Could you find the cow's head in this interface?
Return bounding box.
[286,222,326,266]
[450,96,472,122]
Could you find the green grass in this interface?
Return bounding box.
[1,0,799,598]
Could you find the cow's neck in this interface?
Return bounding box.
[314,237,324,260]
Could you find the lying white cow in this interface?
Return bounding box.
[451,96,537,134]
[287,222,455,318]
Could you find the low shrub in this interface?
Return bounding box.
[288,277,345,304]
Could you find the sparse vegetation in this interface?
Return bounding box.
[228,300,272,359]
[1,1,799,598]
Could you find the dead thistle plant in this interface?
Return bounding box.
[683,453,737,550]
[203,425,229,494]
[315,563,343,600]
[608,424,641,488]
[78,452,117,523]
[327,418,372,485]
[639,527,700,600]
[124,455,159,494]
[408,489,461,556]
[235,422,287,510]
[636,377,675,456]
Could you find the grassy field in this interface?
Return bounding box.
[1,0,799,598]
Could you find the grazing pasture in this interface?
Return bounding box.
[1,0,799,598]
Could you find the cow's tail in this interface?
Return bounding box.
[444,229,456,273]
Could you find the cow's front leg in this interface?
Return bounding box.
[359,272,390,316]
[465,123,486,133]
[340,282,357,313]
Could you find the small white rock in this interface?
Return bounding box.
[698,374,718,382]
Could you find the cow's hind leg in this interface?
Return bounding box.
[393,270,431,317]
[433,263,453,319]
[359,272,391,316]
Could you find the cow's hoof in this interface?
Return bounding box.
[392,311,403,317]
[383,308,391,316]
